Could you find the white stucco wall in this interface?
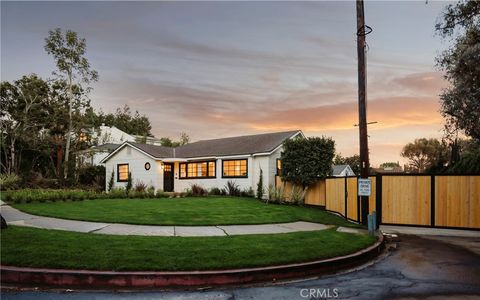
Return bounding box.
[173,157,253,193]
[105,146,162,191]
[104,144,285,194]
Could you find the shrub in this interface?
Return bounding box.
[288,185,307,205]
[256,168,264,199]
[267,184,284,204]
[191,184,207,196]
[184,188,193,197]
[134,181,148,192]
[155,189,168,198]
[110,187,127,199]
[241,187,255,198]
[0,173,21,190]
[107,169,115,192]
[224,180,240,196]
[208,187,222,196]
[147,186,156,198]
[78,165,106,187]
[126,172,133,194]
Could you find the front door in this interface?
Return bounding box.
[163,163,174,192]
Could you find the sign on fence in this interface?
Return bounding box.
[358,178,371,196]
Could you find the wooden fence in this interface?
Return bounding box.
[275,174,480,230]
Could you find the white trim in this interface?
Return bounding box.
[99,142,160,163]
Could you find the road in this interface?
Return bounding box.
[2,234,480,299]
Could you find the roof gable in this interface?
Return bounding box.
[100,130,302,163]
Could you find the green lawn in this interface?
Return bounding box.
[12,197,361,227]
[1,226,376,271]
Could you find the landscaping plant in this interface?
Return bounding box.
[225,180,240,196]
[256,168,264,199]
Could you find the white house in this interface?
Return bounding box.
[332,164,356,177]
[100,130,304,194]
[76,125,164,167]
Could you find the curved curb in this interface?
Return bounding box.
[1,234,384,288]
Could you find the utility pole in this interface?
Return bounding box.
[356,0,370,225]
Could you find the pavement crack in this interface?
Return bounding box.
[216,226,229,236]
[88,224,110,233]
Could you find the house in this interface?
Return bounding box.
[332,164,355,177]
[76,125,163,167]
[100,130,304,194]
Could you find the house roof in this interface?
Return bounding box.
[332,164,351,176]
[176,130,301,158]
[101,130,302,163]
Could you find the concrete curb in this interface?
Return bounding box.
[1,234,384,288]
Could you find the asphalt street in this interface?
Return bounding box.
[2,234,480,300]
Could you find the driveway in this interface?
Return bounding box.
[2,234,480,299]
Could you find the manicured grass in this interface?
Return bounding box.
[1,226,376,271]
[12,197,361,227]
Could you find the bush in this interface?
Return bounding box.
[0,189,98,204]
[107,169,115,192]
[126,172,133,195]
[155,189,168,198]
[288,186,307,205]
[191,184,207,196]
[224,180,240,196]
[240,187,255,198]
[110,187,127,199]
[134,181,148,192]
[0,173,21,190]
[78,166,106,187]
[267,184,284,204]
[208,187,222,196]
[146,186,156,198]
[256,168,264,199]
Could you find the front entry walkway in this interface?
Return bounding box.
[0,205,349,237]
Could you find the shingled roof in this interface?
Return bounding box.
[106,130,302,161]
[175,130,301,158]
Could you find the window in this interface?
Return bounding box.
[179,161,216,179]
[117,164,129,182]
[144,162,151,170]
[222,159,248,178]
[276,159,282,176]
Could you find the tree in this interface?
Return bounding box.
[45,28,98,179]
[401,138,447,173]
[256,168,264,199]
[280,137,335,190]
[379,162,401,169]
[334,154,360,175]
[93,105,152,137]
[436,1,480,140]
[0,75,50,174]
[159,133,190,147]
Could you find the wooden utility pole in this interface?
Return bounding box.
[356,0,370,225]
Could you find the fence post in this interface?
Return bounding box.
[344,176,348,220]
[375,174,382,229]
[431,175,435,227]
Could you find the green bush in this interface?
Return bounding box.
[0,173,21,190]
[288,186,306,205]
[267,184,284,204]
[155,189,168,198]
[208,187,223,196]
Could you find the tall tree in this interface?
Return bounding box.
[436,1,480,140]
[93,105,152,137]
[0,75,50,174]
[45,28,98,179]
[401,138,447,173]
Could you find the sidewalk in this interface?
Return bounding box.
[0,205,338,237]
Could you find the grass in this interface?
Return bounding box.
[1,226,376,271]
[12,197,362,227]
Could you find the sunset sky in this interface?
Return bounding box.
[1,1,453,166]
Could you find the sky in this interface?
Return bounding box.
[1,1,453,166]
